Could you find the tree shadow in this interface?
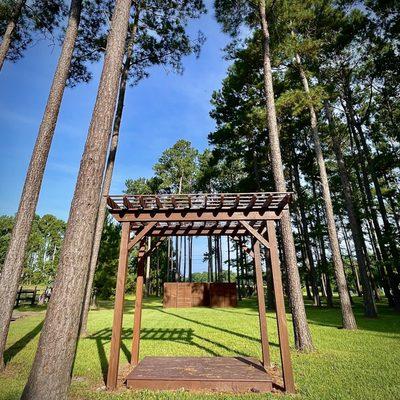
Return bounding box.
[303,300,400,335]
[151,307,279,348]
[88,324,264,384]
[89,328,131,383]
[4,320,43,364]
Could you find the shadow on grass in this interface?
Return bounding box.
[151,307,280,348]
[4,320,43,364]
[88,324,263,383]
[303,298,400,335]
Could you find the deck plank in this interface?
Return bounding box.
[126,356,273,393]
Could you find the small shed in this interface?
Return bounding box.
[163,282,237,308]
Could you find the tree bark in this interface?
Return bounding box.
[340,219,362,297]
[0,0,26,71]
[346,110,400,310]
[183,236,187,281]
[235,242,242,300]
[259,0,314,351]
[21,0,132,398]
[295,55,356,329]
[188,237,193,282]
[0,0,83,371]
[227,236,231,283]
[207,236,213,282]
[145,236,151,295]
[80,10,140,336]
[325,102,377,317]
[342,83,400,272]
[293,155,321,306]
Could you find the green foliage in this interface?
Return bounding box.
[0,0,66,63]
[153,139,200,193]
[68,0,206,87]
[124,177,162,195]
[0,214,65,285]
[93,215,121,299]
[0,215,14,267]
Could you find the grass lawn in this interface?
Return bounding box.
[1,296,399,400]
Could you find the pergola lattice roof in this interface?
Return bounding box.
[106,192,292,236]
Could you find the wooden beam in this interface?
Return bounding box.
[233,194,240,208]
[131,239,146,366]
[107,196,120,209]
[267,221,295,393]
[139,195,145,208]
[276,194,290,214]
[112,210,282,223]
[171,196,178,208]
[239,221,270,249]
[254,241,270,367]
[107,222,130,390]
[123,196,134,209]
[134,228,251,237]
[262,194,273,209]
[155,196,163,209]
[247,194,257,208]
[128,222,156,251]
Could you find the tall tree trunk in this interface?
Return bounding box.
[218,237,223,281]
[0,0,25,71]
[295,56,356,329]
[258,1,314,351]
[21,0,131,398]
[207,236,213,282]
[227,236,231,283]
[312,178,334,308]
[145,237,151,296]
[343,84,400,271]
[167,238,171,281]
[235,242,242,301]
[188,237,193,282]
[340,219,362,297]
[293,155,321,306]
[346,111,400,309]
[175,236,179,281]
[156,251,160,297]
[325,102,377,317]
[239,244,245,297]
[0,0,83,371]
[183,236,187,281]
[80,11,140,336]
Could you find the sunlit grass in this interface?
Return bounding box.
[1,296,399,399]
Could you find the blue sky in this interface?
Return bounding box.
[0,1,232,272]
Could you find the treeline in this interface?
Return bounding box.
[208,0,399,335]
[0,214,65,285]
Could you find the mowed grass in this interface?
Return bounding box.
[0,296,399,400]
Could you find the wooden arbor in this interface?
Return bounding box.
[106,192,295,393]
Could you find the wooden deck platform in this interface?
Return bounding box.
[125,356,273,393]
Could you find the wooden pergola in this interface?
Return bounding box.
[106,192,295,393]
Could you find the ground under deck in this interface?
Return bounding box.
[125,356,273,393]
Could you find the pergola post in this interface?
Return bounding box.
[107,222,131,390]
[253,240,271,367]
[267,220,295,393]
[131,239,147,366]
